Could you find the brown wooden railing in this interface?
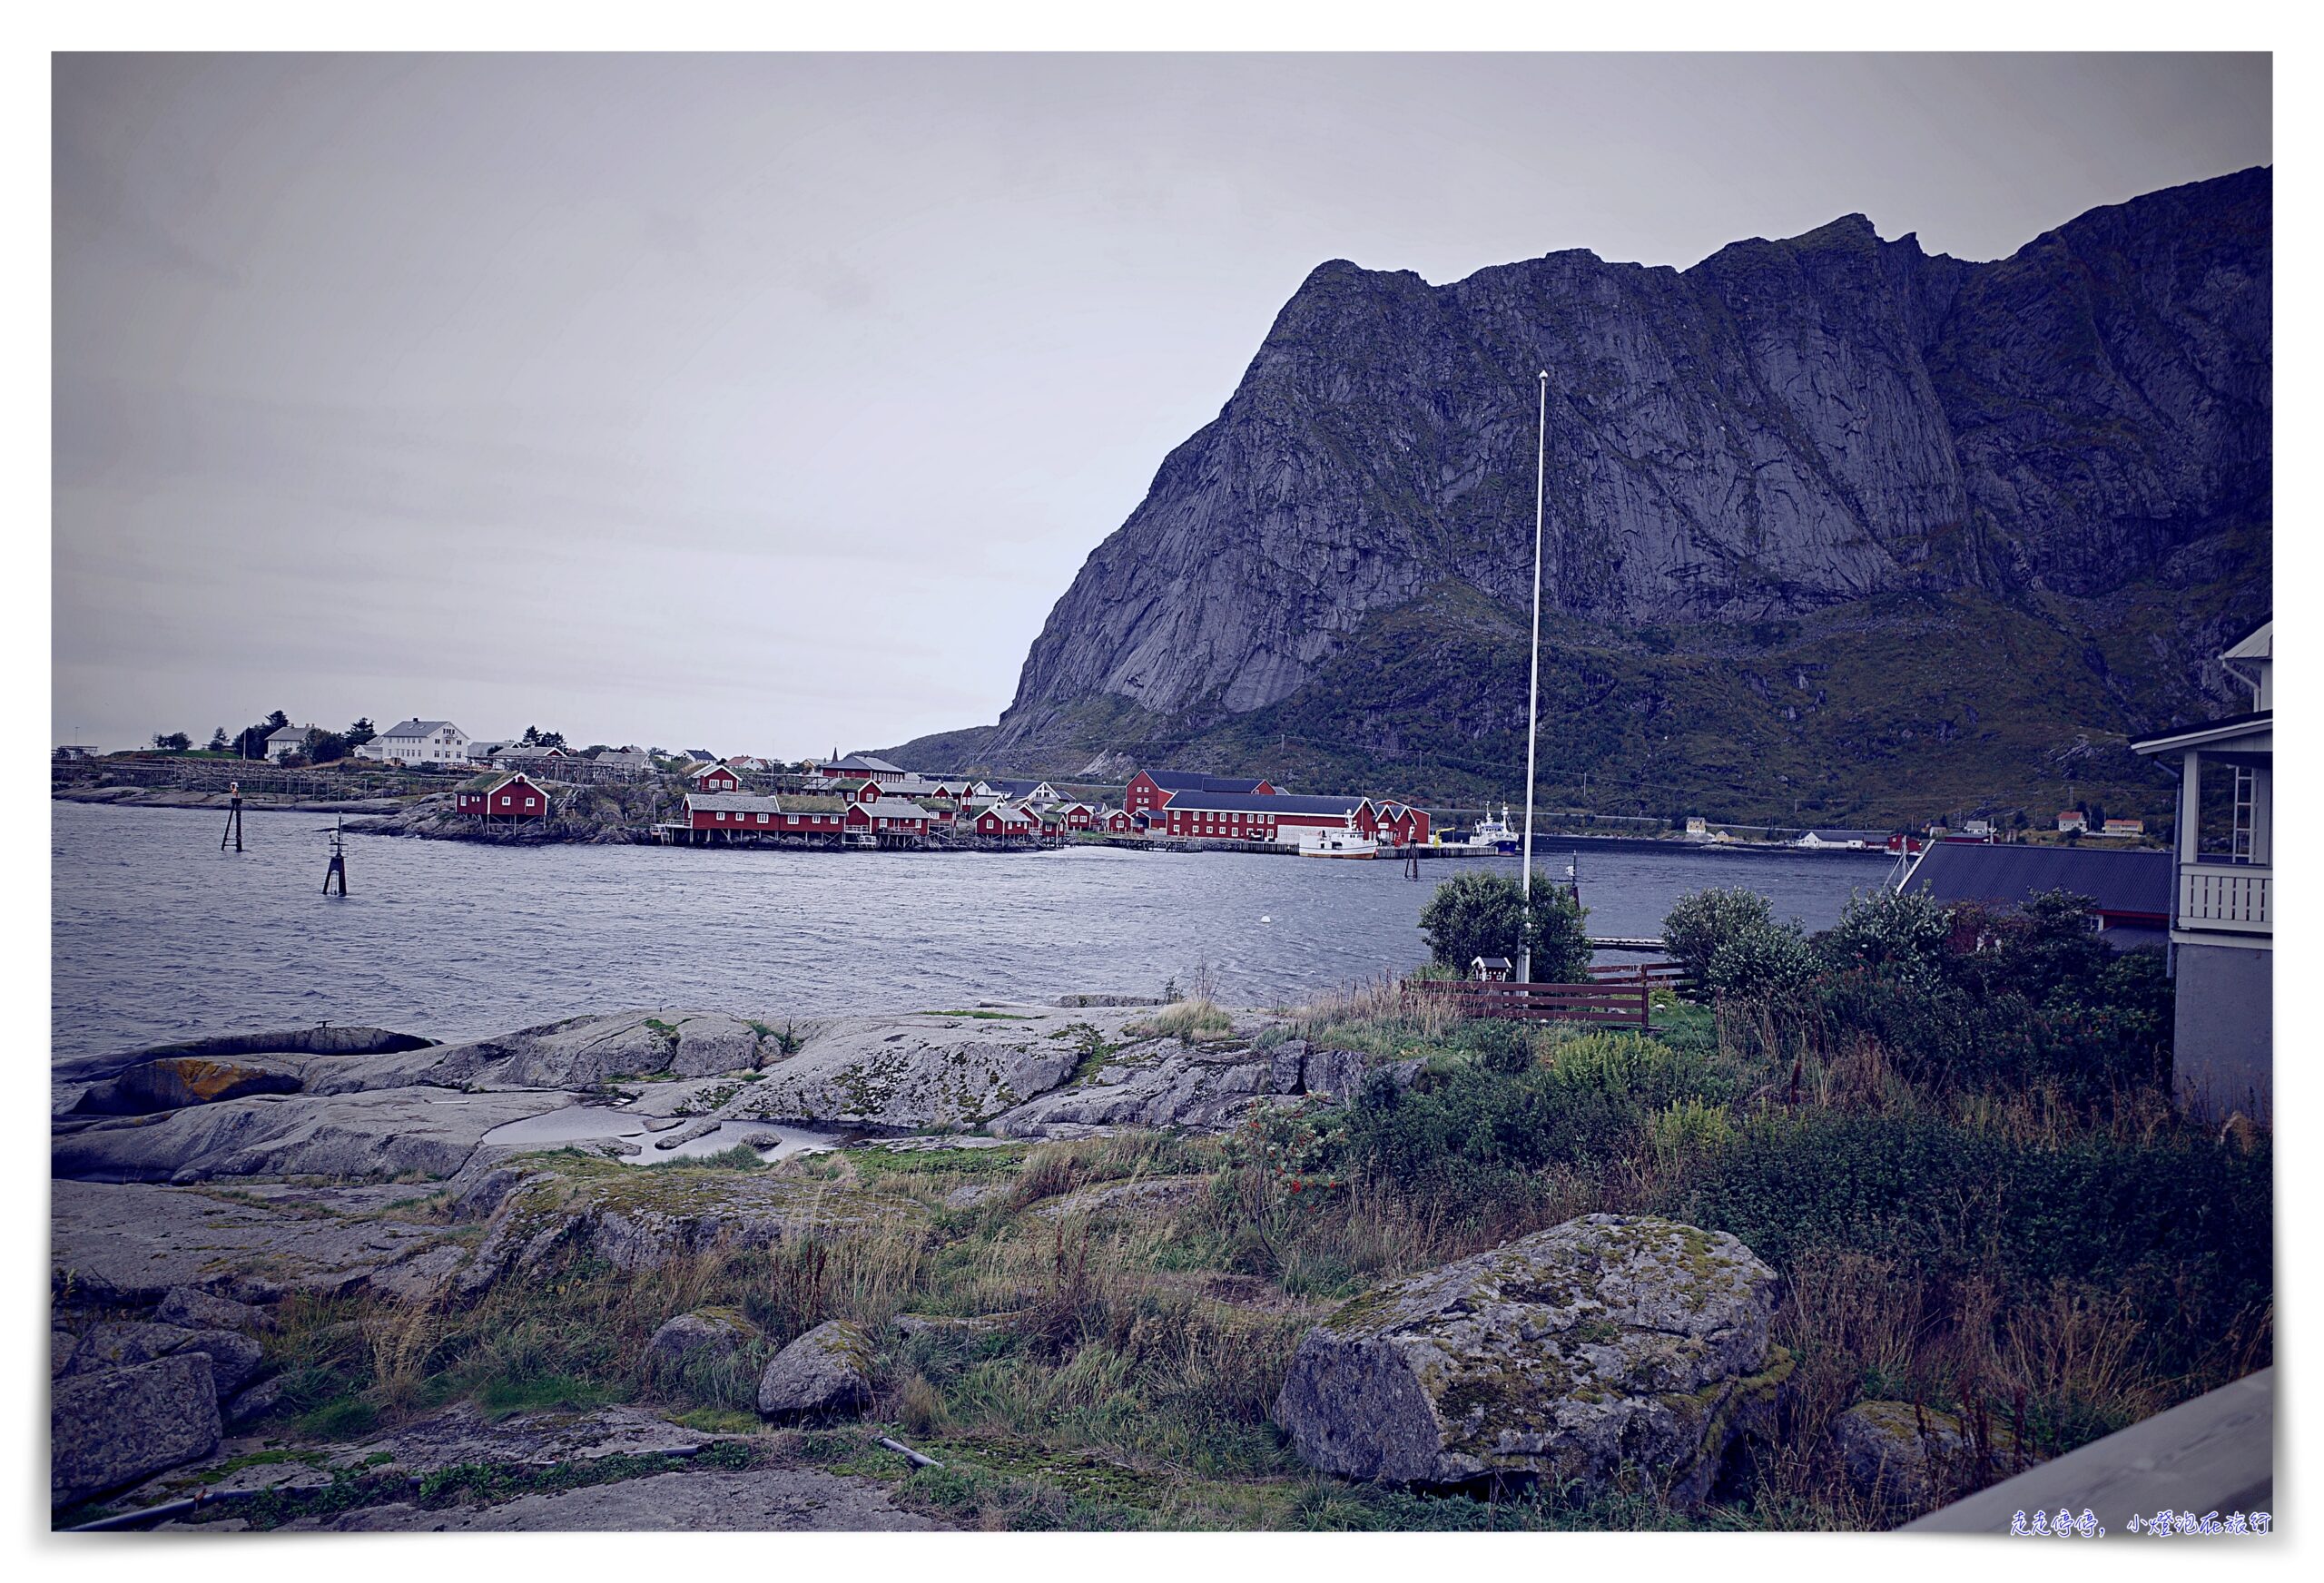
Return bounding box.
[1407,978,1652,1028]
[1588,959,1691,988]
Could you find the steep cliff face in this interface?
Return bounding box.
[891,170,2269,821]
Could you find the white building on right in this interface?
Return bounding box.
[2131,618,2272,1117]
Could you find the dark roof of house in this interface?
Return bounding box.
[825,753,903,773]
[1901,842,2172,919]
[1138,769,1268,793]
[1165,791,1368,815]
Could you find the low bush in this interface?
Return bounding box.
[1661,887,1776,985]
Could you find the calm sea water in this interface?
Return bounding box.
[50,802,1891,1063]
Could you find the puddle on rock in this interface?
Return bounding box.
[479,1106,842,1165]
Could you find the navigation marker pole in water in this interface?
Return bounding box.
[322,817,349,896]
[221,782,243,852]
[1518,370,1547,983]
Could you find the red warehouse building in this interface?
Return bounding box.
[684,792,798,838]
[1374,801,1433,847]
[974,803,1038,839]
[687,762,743,793]
[457,772,551,821]
[1124,768,1275,819]
[844,800,934,843]
[1161,791,1375,843]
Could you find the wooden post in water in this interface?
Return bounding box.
[322,817,348,896]
[221,782,243,851]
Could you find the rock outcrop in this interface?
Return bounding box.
[54,1180,462,1303]
[71,1057,303,1116]
[1274,1214,1787,1503]
[990,1039,1413,1136]
[755,1320,873,1422]
[52,1086,574,1184]
[66,1321,266,1399]
[52,1353,221,1508]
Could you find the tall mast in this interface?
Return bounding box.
[1520,369,1547,981]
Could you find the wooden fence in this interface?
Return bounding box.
[1587,959,1692,989]
[1407,978,1654,1028]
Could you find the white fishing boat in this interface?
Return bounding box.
[1465,804,1521,853]
[1297,824,1379,860]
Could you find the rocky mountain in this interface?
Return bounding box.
[887,168,2270,824]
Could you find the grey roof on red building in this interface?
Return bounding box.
[1139,769,1269,794]
[685,792,784,814]
[1899,842,2172,919]
[1164,791,1367,815]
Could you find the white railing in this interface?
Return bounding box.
[2180,863,2271,935]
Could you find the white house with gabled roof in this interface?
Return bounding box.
[356,719,471,764]
[2131,618,2272,1117]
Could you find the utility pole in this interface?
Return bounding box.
[1519,369,1547,983]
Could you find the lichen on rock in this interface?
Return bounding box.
[1274,1213,1781,1505]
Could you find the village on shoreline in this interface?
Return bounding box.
[55,724,2154,862]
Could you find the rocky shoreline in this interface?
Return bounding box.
[54,785,411,815]
[47,999,1390,1521]
[51,997,1968,1531]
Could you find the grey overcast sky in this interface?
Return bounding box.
[53,52,2270,758]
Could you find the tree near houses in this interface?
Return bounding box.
[206,727,230,752]
[1418,870,1592,982]
[152,731,192,752]
[345,717,376,748]
[232,710,293,760]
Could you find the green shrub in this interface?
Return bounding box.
[1677,1111,2271,1379]
[1817,886,1953,978]
[1661,887,1776,986]
[1418,870,1591,981]
[1704,920,1819,1000]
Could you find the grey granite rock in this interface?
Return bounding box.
[70,1057,302,1116]
[67,1321,266,1399]
[642,1308,763,1406]
[155,1285,270,1333]
[1827,1399,2042,1518]
[734,1009,1099,1129]
[51,1086,573,1184]
[54,1179,457,1303]
[756,1320,873,1421]
[52,1353,221,1507]
[1274,1214,1789,1504]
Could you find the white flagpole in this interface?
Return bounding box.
[1520,369,1547,982]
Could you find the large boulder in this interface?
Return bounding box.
[70,1056,302,1116]
[67,1320,266,1399]
[51,1353,222,1507]
[643,1308,763,1406]
[755,1320,873,1421]
[1274,1214,1789,1504]
[1826,1400,2041,1516]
